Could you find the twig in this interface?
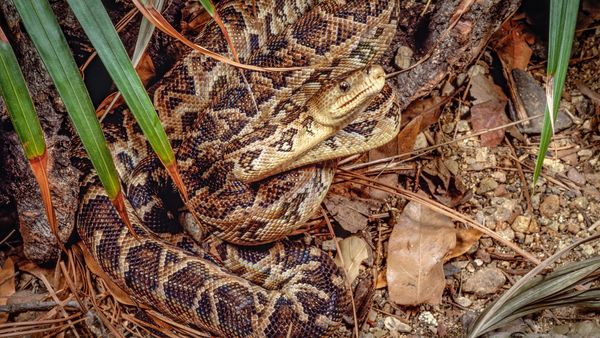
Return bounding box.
[0,301,80,314]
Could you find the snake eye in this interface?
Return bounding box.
[339,81,350,92]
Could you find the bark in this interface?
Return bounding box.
[0,0,521,263]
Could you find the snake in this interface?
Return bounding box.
[75,0,400,336]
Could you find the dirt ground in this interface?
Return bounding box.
[0,0,599,337]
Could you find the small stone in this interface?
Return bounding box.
[528,219,540,233]
[491,197,518,223]
[567,222,580,234]
[585,173,600,189]
[394,45,414,69]
[475,249,491,263]
[455,296,472,308]
[511,215,531,233]
[473,259,483,267]
[570,196,589,210]
[567,168,586,186]
[466,262,475,273]
[477,177,498,194]
[491,171,507,183]
[321,240,337,251]
[543,158,566,174]
[539,195,560,218]
[413,132,428,150]
[456,120,471,133]
[497,228,515,241]
[578,149,593,159]
[494,185,508,197]
[581,244,595,257]
[583,185,600,201]
[524,234,535,245]
[418,311,437,327]
[463,267,507,295]
[384,316,411,333]
[444,159,460,176]
[367,309,377,323]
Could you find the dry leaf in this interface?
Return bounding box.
[471,99,510,147]
[387,201,456,305]
[397,115,423,156]
[402,96,446,129]
[324,195,375,233]
[335,236,371,285]
[445,228,482,260]
[493,20,533,70]
[0,258,16,323]
[375,270,387,289]
[470,74,508,104]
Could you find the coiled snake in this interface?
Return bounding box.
[76,0,400,336]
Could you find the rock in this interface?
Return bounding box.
[455,296,472,307]
[494,185,508,197]
[475,249,491,263]
[444,159,460,176]
[511,215,531,233]
[477,177,498,194]
[511,69,572,134]
[585,173,600,189]
[457,120,471,133]
[413,132,428,150]
[567,168,586,186]
[578,149,593,159]
[491,197,518,223]
[543,158,566,175]
[384,316,412,333]
[492,171,507,183]
[528,219,540,233]
[394,45,414,69]
[418,311,437,327]
[581,244,595,257]
[321,240,337,252]
[463,267,506,295]
[583,185,600,201]
[497,228,515,241]
[570,196,589,210]
[547,221,560,232]
[539,195,560,218]
[567,222,580,234]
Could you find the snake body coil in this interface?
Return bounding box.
[76,0,400,336]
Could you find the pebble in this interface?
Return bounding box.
[511,215,531,233]
[570,196,589,209]
[585,173,600,189]
[491,197,518,223]
[383,316,412,333]
[567,168,586,186]
[455,296,472,308]
[497,228,515,241]
[528,219,540,233]
[418,311,437,327]
[543,158,566,174]
[444,159,460,176]
[567,222,580,234]
[539,195,560,218]
[581,244,595,257]
[413,133,428,150]
[394,45,414,69]
[477,177,498,194]
[473,258,483,267]
[578,149,593,159]
[491,171,507,183]
[463,267,506,295]
[321,239,337,251]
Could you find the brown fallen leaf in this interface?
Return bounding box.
[446,228,482,260]
[397,115,423,157]
[387,201,460,305]
[0,258,16,323]
[471,99,510,147]
[492,19,534,70]
[324,194,376,233]
[401,96,447,130]
[335,236,371,285]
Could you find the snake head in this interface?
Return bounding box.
[309,64,385,127]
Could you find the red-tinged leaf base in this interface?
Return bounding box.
[165,163,189,202]
[112,192,141,241]
[29,151,64,252]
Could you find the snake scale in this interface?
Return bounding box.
[75,0,400,336]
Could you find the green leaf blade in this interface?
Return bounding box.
[66,0,176,168]
[0,30,46,160]
[13,0,121,199]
